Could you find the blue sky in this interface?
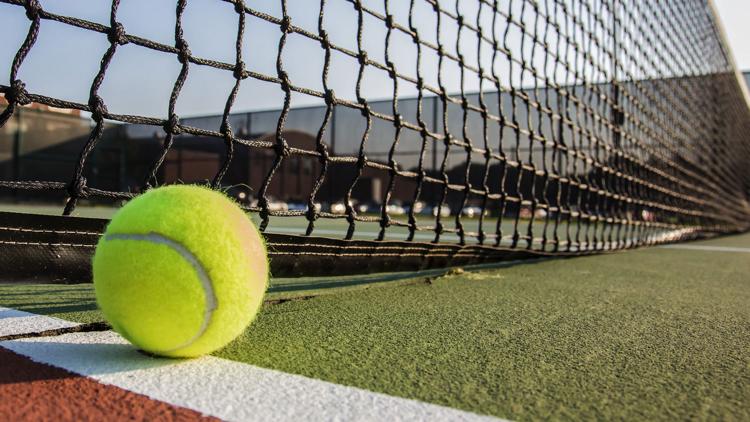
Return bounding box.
[1,0,748,119]
[714,0,750,72]
[1,0,474,118]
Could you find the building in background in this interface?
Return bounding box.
[0,95,93,202]
[1,73,725,222]
[0,96,82,117]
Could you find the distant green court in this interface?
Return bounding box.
[0,202,664,248]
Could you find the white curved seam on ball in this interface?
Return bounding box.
[104,232,217,352]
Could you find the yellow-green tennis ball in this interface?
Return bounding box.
[93,185,268,358]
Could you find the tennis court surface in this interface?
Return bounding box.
[1,232,748,420]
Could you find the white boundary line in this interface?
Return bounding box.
[0,307,79,337]
[659,244,750,253]
[0,311,505,422]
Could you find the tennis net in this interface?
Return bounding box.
[1,0,749,279]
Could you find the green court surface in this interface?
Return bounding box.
[2,233,749,420]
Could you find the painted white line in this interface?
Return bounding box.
[0,307,79,337]
[659,244,750,253]
[2,329,504,422]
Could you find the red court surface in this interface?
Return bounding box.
[0,347,216,421]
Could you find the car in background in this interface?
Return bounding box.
[287,202,306,212]
[641,209,655,222]
[356,202,381,215]
[405,201,426,215]
[421,205,451,218]
[250,196,288,212]
[330,202,348,215]
[385,201,406,216]
[268,199,288,212]
[288,202,322,213]
[462,206,487,218]
[224,185,254,206]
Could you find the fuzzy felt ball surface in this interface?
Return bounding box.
[93,185,269,358]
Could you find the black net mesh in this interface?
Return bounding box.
[1,0,750,277]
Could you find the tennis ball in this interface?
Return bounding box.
[93,185,268,358]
